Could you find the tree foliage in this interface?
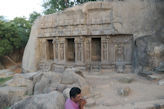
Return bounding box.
[0,17,31,56]
[29,11,41,24]
[42,0,96,14]
[11,17,31,47]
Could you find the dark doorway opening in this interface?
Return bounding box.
[66,38,75,62]
[91,38,101,62]
[47,39,54,60]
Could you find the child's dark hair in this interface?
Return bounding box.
[70,87,81,98]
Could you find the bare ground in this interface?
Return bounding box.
[83,71,164,109]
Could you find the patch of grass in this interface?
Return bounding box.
[0,76,13,86]
[5,106,10,109]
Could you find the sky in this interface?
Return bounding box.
[0,0,43,20]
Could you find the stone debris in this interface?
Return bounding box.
[117,87,131,96]
[118,77,134,83]
[158,80,164,86]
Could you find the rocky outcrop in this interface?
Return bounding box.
[22,0,164,72]
[34,72,63,94]
[34,68,90,96]
[5,74,33,95]
[0,72,37,108]
[134,28,164,74]
[0,68,90,108]
[0,86,27,108]
[10,91,65,109]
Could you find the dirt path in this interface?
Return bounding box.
[84,71,164,109]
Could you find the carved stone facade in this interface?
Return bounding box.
[22,1,163,73]
[38,35,133,72]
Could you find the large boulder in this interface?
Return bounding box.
[0,94,10,109]
[5,74,33,95]
[0,73,35,108]
[34,72,64,94]
[0,86,27,108]
[34,69,90,96]
[10,91,65,109]
[61,68,90,96]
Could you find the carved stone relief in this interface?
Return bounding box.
[59,42,64,61]
[85,38,91,63]
[115,44,124,63]
[101,38,108,63]
[75,37,84,63]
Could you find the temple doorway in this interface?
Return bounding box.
[91,38,101,62]
[66,38,75,62]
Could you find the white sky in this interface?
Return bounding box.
[0,0,43,20]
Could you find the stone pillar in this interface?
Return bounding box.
[54,37,59,62]
[39,39,47,60]
[53,38,57,62]
[85,37,91,64]
[45,39,49,60]
[101,37,108,64]
[75,37,84,65]
[58,38,65,63]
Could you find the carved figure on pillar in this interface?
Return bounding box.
[86,38,91,62]
[102,42,108,61]
[115,44,124,62]
[60,43,64,60]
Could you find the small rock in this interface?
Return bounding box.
[119,77,134,83]
[158,80,164,86]
[156,62,164,72]
[117,87,131,96]
[148,75,161,81]
[63,88,71,100]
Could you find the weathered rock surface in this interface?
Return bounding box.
[0,86,27,108]
[5,74,33,95]
[0,73,37,108]
[34,72,63,94]
[22,0,164,72]
[10,91,65,109]
[34,69,90,96]
[134,28,164,74]
[61,68,90,96]
[0,94,10,109]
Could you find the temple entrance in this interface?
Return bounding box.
[91,38,101,62]
[47,39,54,60]
[66,38,75,62]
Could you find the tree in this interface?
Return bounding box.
[29,11,41,24]
[0,17,31,57]
[42,0,96,15]
[0,19,20,56]
[10,17,31,47]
